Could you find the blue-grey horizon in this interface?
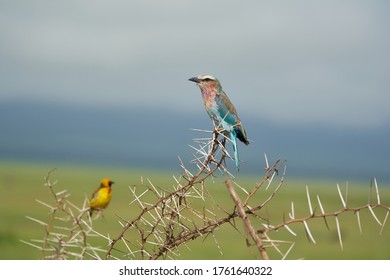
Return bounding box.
[1,0,389,128]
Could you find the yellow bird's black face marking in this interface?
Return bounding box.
[100,178,114,188]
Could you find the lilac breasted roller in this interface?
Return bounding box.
[189,74,249,170]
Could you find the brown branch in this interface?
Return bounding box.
[258,203,390,235]
[105,129,227,259]
[225,179,269,260]
[40,169,90,259]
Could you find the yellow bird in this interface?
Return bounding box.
[89,178,114,217]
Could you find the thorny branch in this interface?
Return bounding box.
[225,179,269,260]
[22,169,95,259]
[24,128,390,259]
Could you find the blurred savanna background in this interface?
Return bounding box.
[0,0,389,259]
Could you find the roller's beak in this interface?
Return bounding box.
[188,77,200,83]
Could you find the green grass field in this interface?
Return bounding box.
[0,161,389,260]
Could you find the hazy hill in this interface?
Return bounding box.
[1,101,389,182]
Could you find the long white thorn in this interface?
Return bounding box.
[20,239,44,250]
[303,220,316,244]
[189,128,213,133]
[264,153,269,169]
[25,216,47,226]
[335,216,343,250]
[368,205,382,226]
[337,184,346,208]
[317,195,325,214]
[380,210,389,235]
[374,178,380,205]
[306,186,313,216]
[356,210,363,235]
[265,172,276,190]
[35,199,56,211]
[284,225,297,236]
[188,144,208,157]
[289,201,295,219]
[282,242,295,260]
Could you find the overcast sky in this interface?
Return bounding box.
[1,0,389,128]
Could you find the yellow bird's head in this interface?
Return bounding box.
[100,178,114,188]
